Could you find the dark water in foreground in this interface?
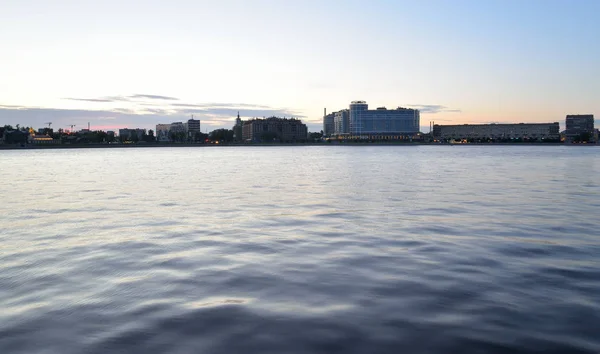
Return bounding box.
[1,146,599,353]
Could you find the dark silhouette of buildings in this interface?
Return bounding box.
[242,117,308,142]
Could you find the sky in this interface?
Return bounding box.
[1,0,598,133]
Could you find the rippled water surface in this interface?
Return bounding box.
[1,145,600,353]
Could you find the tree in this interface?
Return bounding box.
[194,131,208,143]
[209,129,235,142]
[4,130,28,144]
[308,132,323,141]
[0,125,12,138]
[146,130,156,142]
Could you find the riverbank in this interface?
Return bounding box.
[1,141,595,150]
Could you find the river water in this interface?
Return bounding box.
[1,145,599,353]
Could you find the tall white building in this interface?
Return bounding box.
[334,109,350,136]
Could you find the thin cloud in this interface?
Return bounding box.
[0,105,307,131]
[129,94,179,101]
[405,104,462,114]
[63,97,115,103]
[170,102,272,109]
[176,107,305,118]
[64,94,181,103]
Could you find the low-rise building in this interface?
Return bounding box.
[28,134,57,144]
[433,123,560,141]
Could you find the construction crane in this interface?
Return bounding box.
[44,122,52,128]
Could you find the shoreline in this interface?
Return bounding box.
[1,142,596,150]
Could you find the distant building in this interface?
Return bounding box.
[565,114,594,138]
[184,118,201,137]
[323,110,335,137]
[155,122,188,142]
[334,109,350,136]
[170,122,186,133]
[28,134,57,144]
[155,124,171,142]
[433,123,560,140]
[349,101,420,137]
[119,128,146,141]
[242,117,308,142]
[233,112,243,142]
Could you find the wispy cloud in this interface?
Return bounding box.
[170,102,272,109]
[4,93,316,131]
[129,94,179,101]
[0,104,307,131]
[0,104,26,109]
[64,94,180,103]
[177,107,304,118]
[63,97,115,103]
[406,104,461,114]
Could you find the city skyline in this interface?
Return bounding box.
[1,0,598,133]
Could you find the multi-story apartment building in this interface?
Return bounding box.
[242,117,308,142]
[323,111,335,137]
[334,109,350,136]
[184,119,201,135]
[155,124,172,142]
[349,101,420,137]
[156,121,192,142]
[565,114,594,137]
[432,123,560,140]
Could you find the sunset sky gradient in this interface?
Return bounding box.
[1,0,598,132]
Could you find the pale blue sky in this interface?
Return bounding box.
[1,0,598,132]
